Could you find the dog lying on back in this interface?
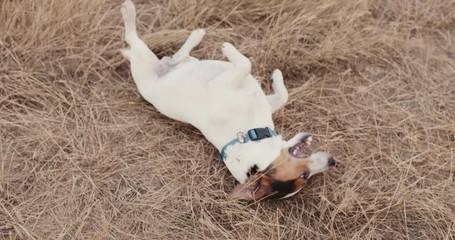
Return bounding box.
[120,0,336,200]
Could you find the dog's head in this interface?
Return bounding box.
[228,132,336,201]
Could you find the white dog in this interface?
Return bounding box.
[120,0,335,200]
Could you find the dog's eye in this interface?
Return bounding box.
[300,172,310,180]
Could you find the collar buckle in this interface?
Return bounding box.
[220,127,277,163]
[248,128,274,141]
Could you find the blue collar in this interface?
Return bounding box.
[219,127,278,163]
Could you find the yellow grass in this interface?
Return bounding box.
[1,0,454,239]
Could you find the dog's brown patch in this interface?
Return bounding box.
[267,149,312,181]
[231,150,313,200]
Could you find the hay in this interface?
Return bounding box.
[1,0,454,239]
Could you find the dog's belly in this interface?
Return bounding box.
[160,59,232,84]
[147,59,274,149]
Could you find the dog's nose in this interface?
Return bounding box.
[328,157,336,167]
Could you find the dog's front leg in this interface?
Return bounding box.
[266,69,289,112]
[210,43,252,89]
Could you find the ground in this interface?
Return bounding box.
[1,0,454,239]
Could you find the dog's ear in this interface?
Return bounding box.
[229,173,272,201]
[283,132,312,148]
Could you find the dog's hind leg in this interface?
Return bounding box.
[172,29,206,62]
[266,69,288,112]
[210,43,251,89]
[121,0,159,92]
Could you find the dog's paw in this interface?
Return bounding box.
[271,69,284,86]
[180,28,205,50]
[121,0,136,21]
[272,69,283,81]
[189,28,206,42]
[221,42,237,56]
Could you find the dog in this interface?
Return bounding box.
[120,0,336,201]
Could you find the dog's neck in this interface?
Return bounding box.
[222,135,284,183]
[197,119,276,151]
[195,119,279,183]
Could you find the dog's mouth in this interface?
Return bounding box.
[288,134,312,158]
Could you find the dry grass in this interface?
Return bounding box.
[1,0,455,239]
